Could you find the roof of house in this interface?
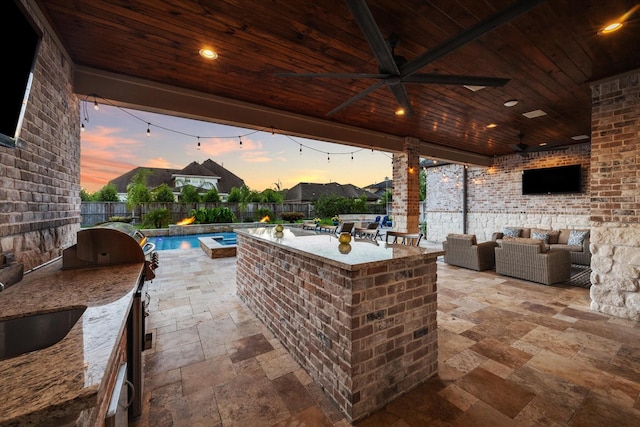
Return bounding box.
[108,159,245,194]
[284,182,380,202]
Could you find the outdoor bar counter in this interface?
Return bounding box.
[235,226,445,422]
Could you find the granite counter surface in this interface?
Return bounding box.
[0,258,144,426]
[236,226,444,268]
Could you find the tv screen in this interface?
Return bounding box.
[522,164,582,195]
[0,1,42,148]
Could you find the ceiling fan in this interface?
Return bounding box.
[510,132,568,157]
[275,0,546,116]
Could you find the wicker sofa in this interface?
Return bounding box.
[492,227,591,266]
[494,237,571,285]
[443,234,498,271]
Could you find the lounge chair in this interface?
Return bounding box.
[380,215,390,228]
[336,222,355,235]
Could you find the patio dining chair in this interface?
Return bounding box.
[336,222,355,235]
[384,231,423,246]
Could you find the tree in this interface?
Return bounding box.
[80,188,92,201]
[153,183,175,202]
[260,188,283,203]
[180,184,201,203]
[126,169,153,214]
[95,183,120,202]
[202,187,221,202]
[420,168,426,201]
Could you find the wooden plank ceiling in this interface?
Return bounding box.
[33,0,640,162]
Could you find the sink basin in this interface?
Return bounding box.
[0,306,86,361]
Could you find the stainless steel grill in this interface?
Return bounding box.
[62,221,157,421]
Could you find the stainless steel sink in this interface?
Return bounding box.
[0,306,86,361]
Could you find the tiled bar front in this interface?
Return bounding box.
[235,228,441,422]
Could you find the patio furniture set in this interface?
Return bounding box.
[443,227,591,285]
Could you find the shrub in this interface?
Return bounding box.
[188,206,236,224]
[142,208,171,228]
[281,212,304,223]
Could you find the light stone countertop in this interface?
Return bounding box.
[0,258,144,426]
[236,227,444,268]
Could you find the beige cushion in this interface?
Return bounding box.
[503,236,547,252]
[447,233,477,245]
[557,229,571,244]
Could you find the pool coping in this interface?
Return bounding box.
[198,235,237,259]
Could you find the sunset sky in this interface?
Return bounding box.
[80,103,394,193]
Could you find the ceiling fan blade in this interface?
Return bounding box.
[327,80,387,116]
[388,84,414,116]
[510,143,528,152]
[403,74,510,87]
[274,72,389,79]
[399,0,546,78]
[346,0,399,75]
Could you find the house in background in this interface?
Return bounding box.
[284,182,379,203]
[109,158,245,201]
[363,179,393,199]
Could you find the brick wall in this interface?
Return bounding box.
[424,145,591,242]
[392,138,421,233]
[0,0,80,270]
[589,69,640,321]
[236,232,439,422]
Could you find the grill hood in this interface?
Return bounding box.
[62,222,157,279]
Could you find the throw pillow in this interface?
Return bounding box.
[531,231,550,243]
[568,230,589,246]
[502,227,521,238]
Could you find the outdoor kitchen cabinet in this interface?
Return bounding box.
[0,260,145,426]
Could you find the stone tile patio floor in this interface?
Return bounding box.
[132,243,640,427]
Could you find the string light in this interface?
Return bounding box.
[80,94,392,162]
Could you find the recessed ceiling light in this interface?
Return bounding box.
[486,123,498,129]
[599,22,623,34]
[503,99,518,107]
[571,134,590,141]
[522,109,547,119]
[395,108,405,116]
[199,48,218,59]
[463,85,486,92]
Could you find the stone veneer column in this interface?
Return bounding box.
[589,69,640,321]
[392,137,421,233]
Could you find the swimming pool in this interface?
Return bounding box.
[147,232,237,250]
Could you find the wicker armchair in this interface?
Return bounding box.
[494,239,571,285]
[443,234,498,271]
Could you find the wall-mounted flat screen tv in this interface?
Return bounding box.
[0,1,42,148]
[522,164,582,195]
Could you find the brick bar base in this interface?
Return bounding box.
[235,232,439,422]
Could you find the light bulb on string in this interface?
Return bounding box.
[271,126,275,136]
[299,144,302,155]
[239,136,242,148]
[81,122,85,132]
[146,123,151,137]
[327,153,330,163]
[351,152,354,161]
[93,98,99,110]
[197,137,200,150]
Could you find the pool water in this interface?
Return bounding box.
[148,232,237,250]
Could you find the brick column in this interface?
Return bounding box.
[589,69,640,321]
[392,137,420,233]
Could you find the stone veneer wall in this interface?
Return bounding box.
[589,69,640,321]
[235,233,439,422]
[0,0,80,270]
[424,145,591,243]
